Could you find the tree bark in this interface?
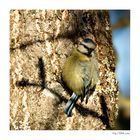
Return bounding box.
[10,10,119,130]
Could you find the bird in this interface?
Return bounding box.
[62,38,99,117]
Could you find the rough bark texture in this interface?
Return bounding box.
[10,10,119,130]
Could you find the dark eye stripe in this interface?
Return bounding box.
[83,44,89,50]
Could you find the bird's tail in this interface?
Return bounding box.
[64,93,79,117]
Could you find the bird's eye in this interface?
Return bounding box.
[83,38,96,47]
[84,38,92,43]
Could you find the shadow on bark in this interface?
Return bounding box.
[15,57,111,129]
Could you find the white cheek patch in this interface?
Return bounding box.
[78,45,88,54]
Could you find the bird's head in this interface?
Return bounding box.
[78,38,97,56]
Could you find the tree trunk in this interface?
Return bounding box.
[10,10,119,130]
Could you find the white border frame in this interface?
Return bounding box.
[0,0,139,140]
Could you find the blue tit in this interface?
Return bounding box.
[62,38,99,117]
